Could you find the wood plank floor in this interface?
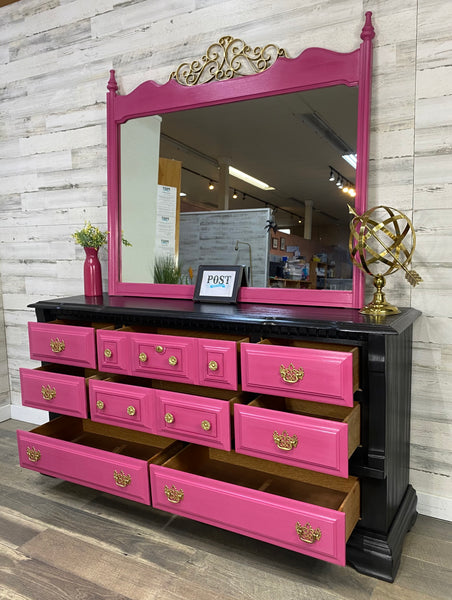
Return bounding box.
[1,419,451,600]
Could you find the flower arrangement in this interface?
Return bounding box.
[72,221,131,249]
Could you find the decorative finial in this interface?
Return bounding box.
[361,11,375,42]
[107,69,118,93]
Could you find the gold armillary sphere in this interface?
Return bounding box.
[349,205,422,315]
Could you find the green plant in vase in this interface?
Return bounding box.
[153,255,185,284]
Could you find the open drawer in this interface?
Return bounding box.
[17,417,183,504]
[20,365,108,418]
[28,320,114,369]
[234,396,360,477]
[150,446,360,566]
[241,339,359,407]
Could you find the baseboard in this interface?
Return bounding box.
[10,404,49,425]
[0,404,11,422]
[417,491,452,522]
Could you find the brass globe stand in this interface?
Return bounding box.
[348,205,422,316]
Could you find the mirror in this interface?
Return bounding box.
[107,12,374,308]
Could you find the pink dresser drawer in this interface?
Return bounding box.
[97,329,130,374]
[154,386,237,450]
[234,397,360,477]
[28,321,97,368]
[150,446,360,566]
[129,333,198,384]
[17,417,182,505]
[20,365,91,418]
[197,339,238,390]
[89,378,155,433]
[241,340,359,407]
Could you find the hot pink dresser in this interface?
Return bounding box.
[17,294,420,582]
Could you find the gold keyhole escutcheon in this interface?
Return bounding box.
[165,484,184,504]
[164,412,175,424]
[296,522,321,544]
[104,348,112,358]
[201,420,211,431]
[168,355,178,366]
[155,345,164,353]
[139,352,148,363]
[26,446,41,462]
[96,400,105,410]
[41,385,56,401]
[50,338,65,353]
[208,360,218,371]
[113,470,131,488]
[280,363,304,384]
[127,406,136,416]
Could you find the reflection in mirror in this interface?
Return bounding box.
[120,85,358,291]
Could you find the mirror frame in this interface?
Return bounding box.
[107,12,374,308]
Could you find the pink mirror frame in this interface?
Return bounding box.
[107,12,374,308]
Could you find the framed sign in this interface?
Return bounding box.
[193,265,246,303]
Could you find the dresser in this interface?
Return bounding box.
[17,294,420,582]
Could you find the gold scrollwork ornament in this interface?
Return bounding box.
[280,363,304,384]
[113,469,131,488]
[26,446,41,462]
[41,385,56,400]
[50,338,65,353]
[164,484,184,504]
[170,36,288,86]
[296,522,322,544]
[273,430,298,451]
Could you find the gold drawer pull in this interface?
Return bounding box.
[104,348,112,358]
[113,469,131,488]
[168,355,178,366]
[155,345,164,353]
[127,406,136,416]
[96,400,105,410]
[41,385,56,401]
[139,352,148,363]
[26,446,41,462]
[280,362,304,384]
[50,338,65,353]
[165,484,184,504]
[273,430,298,451]
[164,412,175,424]
[296,522,322,544]
[208,360,218,371]
[201,420,211,431]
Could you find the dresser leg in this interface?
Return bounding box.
[346,484,418,582]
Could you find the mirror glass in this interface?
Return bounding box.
[120,84,358,291]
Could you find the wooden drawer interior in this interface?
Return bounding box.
[161,445,360,539]
[31,416,182,463]
[249,395,361,456]
[47,319,116,331]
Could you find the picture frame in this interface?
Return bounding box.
[193,265,246,303]
[280,237,286,251]
[272,237,278,249]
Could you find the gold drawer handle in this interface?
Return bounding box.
[273,430,298,451]
[296,522,322,544]
[165,484,184,504]
[164,412,175,424]
[139,352,148,363]
[26,446,41,462]
[201,420,211,431]
[155,345,164,353]
[41,385,56,401]
[168,355,178,366]
[280,362,304,384]
[127,405,136,416]
[96,400,105,410]
[50,338,65,353]
[208,360,218,371]
[104,348,112,358]
[113,469,131,488]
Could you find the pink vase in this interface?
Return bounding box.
[83,247,103,297]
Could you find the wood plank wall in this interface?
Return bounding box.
[0,0,450,520]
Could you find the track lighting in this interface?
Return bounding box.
[232,189,238,199]
[329,169,335,181]
[208,181,215,190]
[328,166,355,197]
